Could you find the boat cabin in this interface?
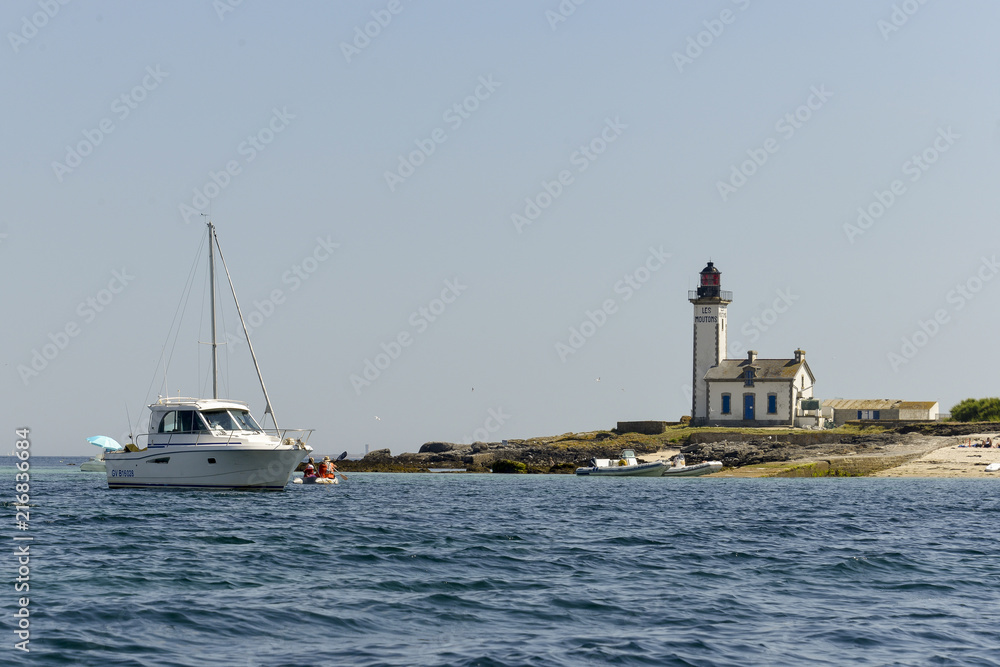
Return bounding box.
[147,397,265,447]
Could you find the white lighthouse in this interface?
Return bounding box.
[689,262,731,425]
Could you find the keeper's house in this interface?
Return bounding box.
[821,399,940,426]
[703,349,815,426]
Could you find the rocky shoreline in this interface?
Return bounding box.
[333,422,1000,477]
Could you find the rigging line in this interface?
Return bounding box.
[134,229,208,435]
[197,243,208,397]
[163,240,204,394]
[215,258,230,399]
[212,227,279,431]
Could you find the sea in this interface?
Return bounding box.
[4,456,1000,666]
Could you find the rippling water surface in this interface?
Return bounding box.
[7,457,1000,665]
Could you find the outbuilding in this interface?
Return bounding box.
[821,399,939,426]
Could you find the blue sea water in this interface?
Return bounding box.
[5,457,1000,666]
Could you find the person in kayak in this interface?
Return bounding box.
[304,457,317,478]
[320,456,338,478]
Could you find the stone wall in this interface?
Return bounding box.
[616,421,675,435]
[688,431,845,445]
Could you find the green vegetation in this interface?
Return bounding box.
[950,398,1000,422]
[492,460,527,474]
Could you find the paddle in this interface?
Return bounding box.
[333,451,349,479]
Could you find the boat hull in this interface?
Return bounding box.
[80,457,106,473]
[105,445,308,491]
[575,461,666,477]
[661,461,723,477]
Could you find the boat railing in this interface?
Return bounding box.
[264,428,314,445]
[130,428,313,447]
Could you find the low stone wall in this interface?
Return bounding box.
[616,421,677,435]
[688,431,845,445]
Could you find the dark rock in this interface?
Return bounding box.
[419,442,457,454]
[464,452,496,466]
[428,453,462,463]
[396,452,433,462]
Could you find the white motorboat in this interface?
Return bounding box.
[105,222,312,491]
[660,454,723,477]
[80,453,107,472]
[81,435,123,472]
[575,449,666,477]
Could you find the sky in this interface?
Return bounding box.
[3,1,999,456]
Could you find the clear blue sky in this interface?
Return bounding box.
[3,1,999,455]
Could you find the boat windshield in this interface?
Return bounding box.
[201,409,241,432]
[231,410,263,432]
[200,409,262,432]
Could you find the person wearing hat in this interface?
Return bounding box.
[303,457,317,478]
[320,455,337,479]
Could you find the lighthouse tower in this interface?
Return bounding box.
[689,262,732,425]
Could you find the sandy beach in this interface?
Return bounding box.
[647,432,1000,478]
[873,433,1000,478]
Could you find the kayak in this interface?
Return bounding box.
[293,476,339,485]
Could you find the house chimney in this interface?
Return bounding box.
[747,350,757,364]
[794,349,805,363]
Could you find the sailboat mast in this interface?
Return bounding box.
[208,221,219,399]
[212,229,279,431]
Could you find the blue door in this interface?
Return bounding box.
[744,394,755,420]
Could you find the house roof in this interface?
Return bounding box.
[704,358,813,383]
[821,399,937,411]
[822,399,900,410]
[897,401,939,410]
